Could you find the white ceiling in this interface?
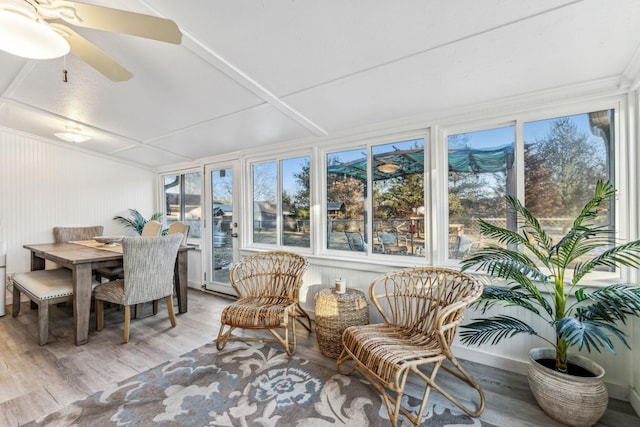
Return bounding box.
[1,0,640,169]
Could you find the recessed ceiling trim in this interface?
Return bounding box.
[182,36,328,137]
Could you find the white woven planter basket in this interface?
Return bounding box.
[527,347,608,427]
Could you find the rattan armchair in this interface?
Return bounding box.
[216,251,310,356]
[336,267,485,426]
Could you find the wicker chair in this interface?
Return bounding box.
[216,251,310,356]
[336,267,485,426]
[93,234,183,343]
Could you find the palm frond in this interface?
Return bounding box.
[462,246,542,278]
[556,317,628,353]
[459,315,538,346]
[505,195,553,253]
[576,285,640,324]
[112,209,163,235]
[570,180,615,229]
[471,287,543,316]
[476,218,525,246]
[573,242,640,284]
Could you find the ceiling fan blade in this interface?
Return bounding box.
[61,2,182,44]
[50,23,133,82]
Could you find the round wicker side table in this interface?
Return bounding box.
[315,288,369,358]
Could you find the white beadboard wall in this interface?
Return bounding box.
[0,129,157,300]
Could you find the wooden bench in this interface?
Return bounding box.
[12,269,75,345]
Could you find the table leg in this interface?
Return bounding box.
[72,264,93,345]
[175,250,188,314]
[30,253,45,271]
[29,254,46,309]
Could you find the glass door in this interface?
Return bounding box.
[205,162,239,295]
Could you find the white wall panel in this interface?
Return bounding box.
[0,130,156,302]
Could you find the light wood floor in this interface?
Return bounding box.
[1,289,638,426]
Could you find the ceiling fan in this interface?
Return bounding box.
[0,0,182,81]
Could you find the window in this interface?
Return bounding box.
[447,126,514,260]
[163,171,202,244]
[252,162,277,244]
[282,157,311,248]
[447,109,614,263]
[372,139,425,256]
[523,110,612,233]
[251,155,311,248]
[326,148,367,250]
[326,137,426,256]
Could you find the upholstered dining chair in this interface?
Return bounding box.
[94,220,163,283]
[52,225,104,272]
[53,225,104,243]
[141,220,162,237]
[216,251,310,356]
[336,267,485,426]
[167,221,190,245]
[93,233,183,343]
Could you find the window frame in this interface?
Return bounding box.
[439,98,627,283]
[228,95,631,284]
[159,168,203,246]
[320,130,430,259]
[245,150,314,252]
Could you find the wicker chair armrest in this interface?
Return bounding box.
[435,299,470,331]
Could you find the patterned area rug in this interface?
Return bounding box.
[25,342,494,426]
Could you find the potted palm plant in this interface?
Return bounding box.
[459,180,640,427]
[113,209,163,235]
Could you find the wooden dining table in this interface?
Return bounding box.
[23,241,191,345]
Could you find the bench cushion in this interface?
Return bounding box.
[13,269,74,301]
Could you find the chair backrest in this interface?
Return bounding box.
[230,251,309,299]
[53,226,104,243]
[121,234,182,305]
[379,232,397,245]
[167,221,190,245]
[344,230,365,251]
[369,267,482,344]
[140,220,162,237]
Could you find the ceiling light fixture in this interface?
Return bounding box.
[54,126,91,143]
[377,163,400,174]
[0,0,70,59]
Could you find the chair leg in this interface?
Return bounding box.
[153,299,159,316]
[123,305,131,343]
[166,295,176,327]
[96,300,104,331]
[295,303,312,332]
[12,286,21,317]
[268,311,297,356]
[216,322,237,351]
[435,355,486,417]
[37,302,48,346]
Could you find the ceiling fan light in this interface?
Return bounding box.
[54,129,91,143]
[0,9,70,59]
[377,163,400,174]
